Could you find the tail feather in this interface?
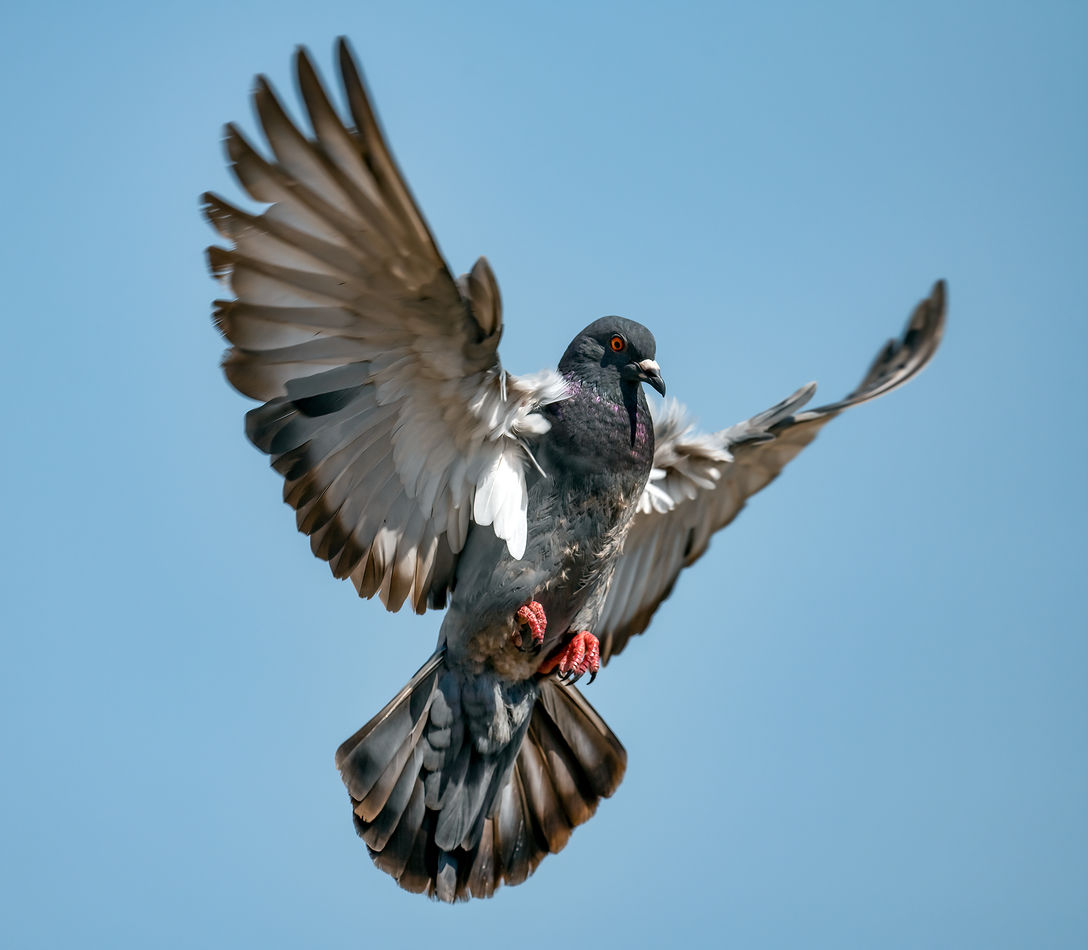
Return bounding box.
[336,652,627,901]
[493,766,535,888]
[434,733,521,852]
[465,812,497,896]
[528,684,621,828]
[534,679,626,810]
[360,745,423,851]
[335,652,443,806]
[456,730,533,852]
[515,728,574,854]
[367,774,426,884]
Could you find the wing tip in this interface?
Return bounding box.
[337,35,362,86]
[810,277,948,416]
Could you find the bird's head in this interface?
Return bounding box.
[559,316,666,397]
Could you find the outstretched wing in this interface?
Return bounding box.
[596,280,946,663]
[205,39,565,614]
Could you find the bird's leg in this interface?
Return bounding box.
[538,631,600,685]
[514,600,547,653]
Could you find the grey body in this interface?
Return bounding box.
[444,345,657,681]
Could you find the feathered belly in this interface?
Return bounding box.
[444,467,644,681]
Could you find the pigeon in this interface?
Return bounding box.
[204,38,946,902]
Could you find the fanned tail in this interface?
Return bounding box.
[335,652,627,901]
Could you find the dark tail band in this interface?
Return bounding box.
[335,651,627,901]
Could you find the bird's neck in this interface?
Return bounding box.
[544,372,654,473]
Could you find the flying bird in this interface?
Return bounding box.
[204,38,946,902]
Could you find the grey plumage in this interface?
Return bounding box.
[334,651,625,900]
[206,38,946,901]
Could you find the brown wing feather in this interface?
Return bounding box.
[206,41,564,612]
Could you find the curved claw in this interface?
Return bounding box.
[560,666,595,686]
[539,631,600,685]
[514,601,547,653]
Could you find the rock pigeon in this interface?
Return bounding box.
[204,39,946,902]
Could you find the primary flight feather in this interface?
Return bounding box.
[205,38,945,902]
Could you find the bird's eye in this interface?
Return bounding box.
[609,335,626,352]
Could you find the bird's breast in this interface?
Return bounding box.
[444,385,654,680]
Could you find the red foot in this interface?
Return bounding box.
[514,601,547,651]
[538,631,600,684]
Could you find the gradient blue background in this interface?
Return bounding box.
[3,2,1085,947]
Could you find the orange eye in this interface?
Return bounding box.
[609,335,626,352]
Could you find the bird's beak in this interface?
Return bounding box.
[636,358,666,396]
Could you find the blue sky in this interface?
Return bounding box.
[3,1,1085,947]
